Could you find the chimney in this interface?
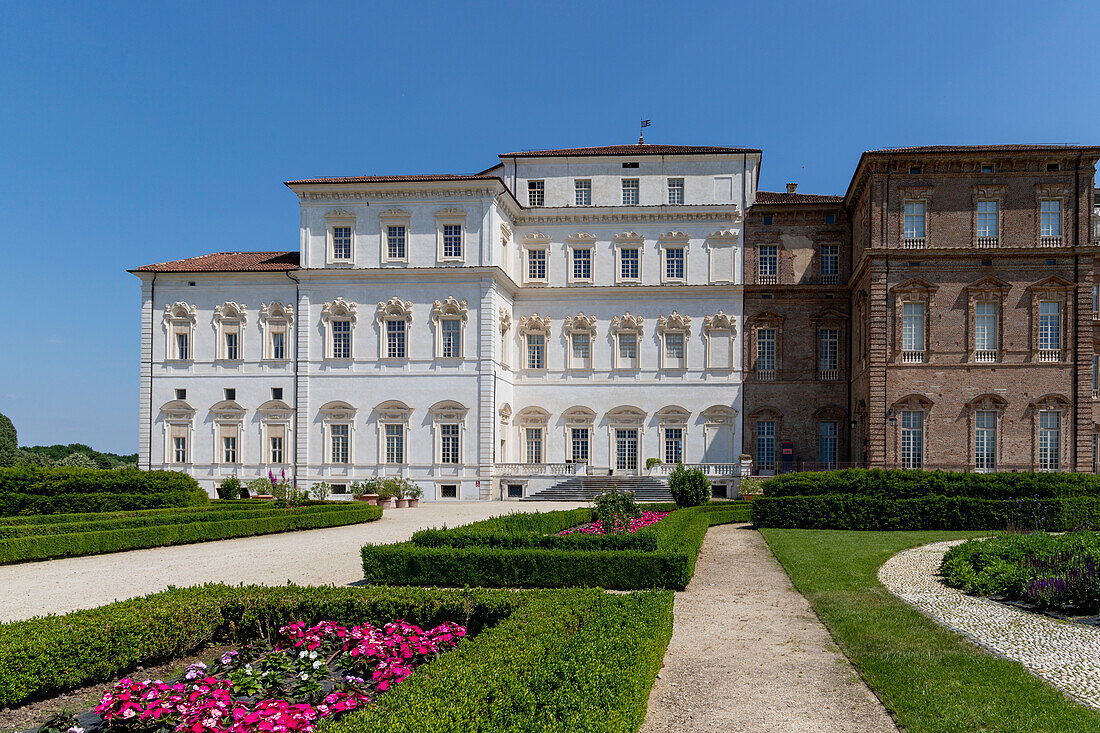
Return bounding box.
[786,182,798,194]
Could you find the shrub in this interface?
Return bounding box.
[592,489,642,532]
[57,452,97,468]
[246,477,270,498]
[0,466,206,516]
[218,476,242,500]
[668,464,710,508]
[762,468,1100,500]
[0,414,18,468]
[310,481,332,501]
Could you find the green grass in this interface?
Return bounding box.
[761,528,1100,732]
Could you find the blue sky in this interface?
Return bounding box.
[1,0,1098,453]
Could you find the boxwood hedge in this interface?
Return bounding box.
[0,503,382,564]
[0,466,207,516]
[0,584,673,733]
[361,502,750,590]
[761,468,1100,500]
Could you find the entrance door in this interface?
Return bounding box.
[615,428,639,474]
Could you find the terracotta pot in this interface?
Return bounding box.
[360,494,380,505]
[407,499,419,508]
[380,498,393,508]
[395,498,409,508]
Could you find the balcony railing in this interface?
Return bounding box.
[758,273,778,285]
[756,369,776,381]
[974,349,997,363]
[819,369,840,381]
[821,273,840,285]
[1039,235,1063,247]
[649,463,742,477]
[494,462,583,476]
[901,350,925,363]
[975,236,999,248]
[1038,349,1062,362]
[902,237,926,249]
[1093,389,1099,400]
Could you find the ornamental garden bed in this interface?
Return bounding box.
[0,584,672,733]
[360,502,750,590]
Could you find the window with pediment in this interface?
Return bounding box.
[374,400,412,465]
[611,313,643,370]
[965,394,1006,472]
[319,401,356,464]
[522,232,551,285]
[325,208,355,265]
[899,187,932,248]
[257,398,293,465]
[1036,183,1070,246]
[431,297,468,360]
[376,297,413,360]
[210,399,246,465]
[517,407,551,465]
[747,311,784,380]
[614,232,643,284]
[703,311,736,371]
[1030,394,1070,471]
[892,278,937,364]
[161,398,195,464]
[965,277,1008,363]
[659,232,689,284]
[321,298,357,360]
[378,208,411,264]
[655,406,690,465]
[567,233,596,284]
[972,185,1005,247]
[436,207,466,263]
[563,406,596,464]
[260,301,293,361]
[519,314,551,371]
[1028,276,1072,363]
[213,302,246,362]
[810,308,846,381]
[657,312,691,370]
[563,314,597,371]
[164,302,197,362]
[430,400,468,466]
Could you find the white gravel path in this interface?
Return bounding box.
[879,539,1100,710]
[0,501,584,623]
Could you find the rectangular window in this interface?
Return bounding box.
[176,332,190,361]
[386,225,407,260]
[443,224,463,259]
[664,427,684,465]
[332,226,352,260]
[820,244,839,283]
[271,331,286,360]
[525,428,543,464]
[332,321,351,359]
[526,333,545,369]
[386,320,406,359]
[528,248,547,281]
[574,179,591,206]
[975,411,997,472]
[173,436,188,463]
[224,388,236,401]
[622,178,639,205]
[903,201,926,240]
[440,484,458,499]
[440,318,461,358]
[272,387,283,400]
[571,428,590,463]
[1039,301,1061,352]
[1041,199,1062,238]
[175,388,186,400]
[901,302,925,354]
[819,421,837,468]
[224,332,238,361]
[440,424,460,464]
[900,411,924,469]
[756,421,775,471]
[825,213,836,225]
[620,247,640,280]
[819,329,839,376]
[1039,411,1060,471]
[270,436,283,464]
[763,215,773,226]
[222,435,237,464]
[385,423,404,464]
[665,246,685,280]
[667,178,684,205]
[976,200,999,238]
[975,301,997,354]
[528,180,545,207]
[330,424,349,464]
[571,333,590,366]
[664,333,685,366]
[1094,355,1099,395]
[757,329,776,373]
[758,245,778,283]
[618,333,637,364]
[572,248,592,280]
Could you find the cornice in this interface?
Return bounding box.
[298,186,501,202]
[514,209,742,225]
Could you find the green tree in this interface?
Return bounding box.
[668,463,710,508]
[58,452,97,468]
[0,413,18,467]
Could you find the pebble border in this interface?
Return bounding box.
[878,540,1100,710]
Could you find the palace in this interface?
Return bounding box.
[132,142,1100,499]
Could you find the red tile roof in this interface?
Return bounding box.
[285,174,498,185]
[499,143,761,157]
[133,251,299,273]
[755,190,843,205]
[866,144,1098,154]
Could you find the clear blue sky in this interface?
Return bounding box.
[1,0,1098,454]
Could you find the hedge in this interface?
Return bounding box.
[750,493,1100,530]
[761,468,1100,500]
[0,503,383,564]
[0,466,207,516]
[0,499,306,525]
[361,502,751,590]
[0,584,673,733]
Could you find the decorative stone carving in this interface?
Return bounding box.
[966,394,1008,412]
[703,311,735,333]
[898,186,934,201]
[891,394,934,411]
[660,231,690,242]
[700,404,737,425]
[378,207,410,218]
[431,296,469,323]
[325,208,355,219]
[164,302,197,322]
[606,405,647,426]
[322,297,357,322]
[213,302,246,324]
[375,297,412,323]
[519,313,551,334]
[657,312,691,335]
[499,222,512,243]
[522,231,552,244]
[498,308,512,332]
[435,206,467,218]
[611,312,644,333]
[562,313,598,334]
[318,400,357,420]
[614,231,643,242]
[429,400,468,421]
[655,405,690,425]
[260,301,294,321]
[566,232,597,242]
[375,400,413,421]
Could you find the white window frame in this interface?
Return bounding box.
[260,301,294,361]
[524,242,549,285]
[435,208,467,263]
[376,297,413,361]
[621,178,639,205]
[1038,410,1061,471]
[667,178,685,205]
[164,302,197,362]
[1038,300,1061,353]
[901,301,926,357]
[214,302,246,362]
[528,179,545,207]
[974,300,997,355]
[819,328,839,379]
[903,200,927,243]
[383,422,407,465]
[524,427,544,465]
[756,328,777,374]
[660,234,689,284]
[819,421,838,468]
[519,314,551,372]
[1040,199,1062,239]
[570,426,591,463]
[321,298,357,360]
[758,245,778,284]
[657,312,691,370]
[563,313,597,371]
[320,402,356,465]
[611,313,643,370]
[899,410,924,469]
[615,235,643,284]
[976,199,999,240]
[703,311,735,371]
[437,422,462,465]
[820,244,839,284]
[662,426,684,465]
[328,423,351,464]
[325,209,356,265]
[567,236,596,284]
[431,296,468,360]
[574,179,592,206]
[525,332,546,370]
[379,208,411,264]
[974,410,998,472]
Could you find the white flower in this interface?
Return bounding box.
[298,672,309,680]
[312,661,322,669]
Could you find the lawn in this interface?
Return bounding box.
[761,528,1100,733]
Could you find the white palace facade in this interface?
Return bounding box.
[133,143,758,500]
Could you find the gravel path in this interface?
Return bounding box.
[879,540,1100,710]
[0,501,584,623]
[641,524,898,733]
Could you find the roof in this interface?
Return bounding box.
[285,174,498,185]
[755,190,843,205]
[865,144,1099,155]
[499,143,762,158]
[132,251,299,273]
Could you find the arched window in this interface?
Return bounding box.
[606,406,646,474]
[889,394,934,469]
[164,302,197,361]
[321,298,357,360]
[1030,394,1070,472]
[213,302,246,362]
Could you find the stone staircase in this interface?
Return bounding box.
[521,475,673,502]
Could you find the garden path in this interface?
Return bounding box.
[0,501,584,623]
[641,523,899,733]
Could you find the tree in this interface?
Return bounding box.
[668,463,710,508]
[58,452,97,468]
[0,413,18,467]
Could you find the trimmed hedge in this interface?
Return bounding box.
[362,502,751,590]
[0,499,306,525]
[0,584,673,733]
[762,468,1100,500]
[0,503,382,564]
[410,528,660,551]
[750,493,1100,530]
[0,466,207,516]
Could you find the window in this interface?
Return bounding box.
[443,224,463,259]
[667,178,684,205]
[903,201,926,241]
[981,163,995,173]
[571,427,590,463]
[262,420,288,465]
[222,435,237,464]
[574,180,591,206]
[763,215,773,226]
[704,312,734,370]
[757,329,776,376]
[1047,162,1061,171]
[528,180,545,207]
[975,301,997,357]
[224,332,239,361]
[572,247,592,281]
[819,329,839,379]
[527,248,547,281]
[175,388,186,400]
[976,200,999,241]
[214,302,246,362]
[909,166,922,175]
[332,320,351,359]
[440,484,458,499]
[165,302,197,361]
[439,424,460,464]
[622,161,639,169]
[1039,301,1060,357]
[974,411,997,472]
[330,424,349,464]
[900,411,924,469]
[664,427,683,465]
[224,388,236,401]
[620,247,640,280]
[1038,411,1060,471]
[758,245,778,284]
[1041,199,1062,240]
[272,387,283,401]
[1094,284,1099,315]
[658,313,690,369]
[526,333,545,369]
[664,333,685,368]
[622,178,639,205]
[331,225,352,261]
[819,421,837,468]
[440,318,461,358]
[618,333,637,366]
[269,435,284,464]
[386,225,407,260]
[571,333,591,368]
[525,427,543,464]
[271,331,285,360]
[173,436,188,464]
[825,213,836,225]
[664,246,685,281]
[820,244,839,284]
[385,423,405,464]
[386,320,407,359]
[175,332,190,360]
[901,302,925,359]
[756,421,775,471]
[261,301,293,360]
[323,298,356,360]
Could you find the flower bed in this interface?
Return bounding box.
[560,510,669,536]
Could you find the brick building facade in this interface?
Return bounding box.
[745,145,1100,474]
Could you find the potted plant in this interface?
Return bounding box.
[390,478,409,508]
[376,479,395,508]
[405,482,423,508]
